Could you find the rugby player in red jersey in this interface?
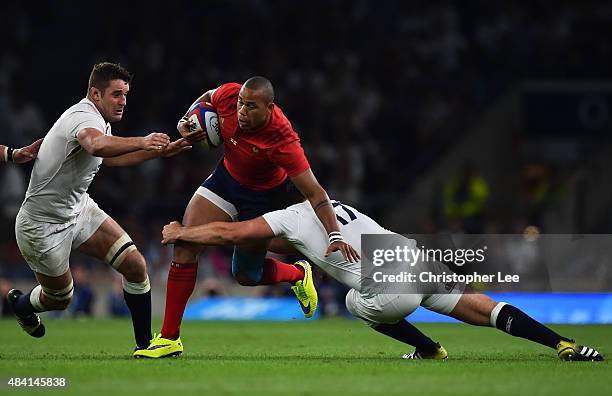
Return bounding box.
[135,77,359,358]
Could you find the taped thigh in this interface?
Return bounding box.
[104,233,137,269]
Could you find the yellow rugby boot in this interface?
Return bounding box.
[557,339,604,361]
[402,343,448,360]
[291,260,318,318]
[133,333,183,358]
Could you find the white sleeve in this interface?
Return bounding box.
[69,111,106,140]
[262,209,300,239]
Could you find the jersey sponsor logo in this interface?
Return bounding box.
[252,146,259,154]
[230,138,238,146]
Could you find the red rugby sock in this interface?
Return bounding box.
[259,257,305,285]
[161,262,198,340]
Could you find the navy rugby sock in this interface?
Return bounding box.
[124,290,152,348]
[13,290,41,316]
[494,304,570,349]
[374,320,439,352]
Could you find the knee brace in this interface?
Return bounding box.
[104,234,137,269]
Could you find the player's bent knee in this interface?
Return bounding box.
[345,289,379,327]
[345,289,410,327]
[118,252,147,283]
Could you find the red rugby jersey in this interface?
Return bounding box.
[210,83,310,191]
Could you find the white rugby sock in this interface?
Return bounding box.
[29,285,46,312]
[123,276,151,294]
[489,302,508,327]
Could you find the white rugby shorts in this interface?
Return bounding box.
[15,196,109,277]
[345,261,465,327]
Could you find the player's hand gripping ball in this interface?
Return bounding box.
[187,102,223,150]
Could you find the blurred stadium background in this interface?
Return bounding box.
[1,1,611,322]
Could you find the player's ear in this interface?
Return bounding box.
[267,102,274,112]
[88,87,101,102]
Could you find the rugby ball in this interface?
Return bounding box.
[186,102,223,149]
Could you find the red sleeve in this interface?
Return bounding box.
[268,139,311,177]
[211,83,241,116]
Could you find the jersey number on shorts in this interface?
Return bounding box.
[332,201,356,225]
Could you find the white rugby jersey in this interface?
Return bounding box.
[263,200,400,291]
[21,98,110,223]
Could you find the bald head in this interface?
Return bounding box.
[243,76,274,104]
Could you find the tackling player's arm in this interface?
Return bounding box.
[78,128,191,166]
[1,138,43,164]
[78,128,169,157]
[290,169,360,262]
[161,217,273,246]
[102,138,192,166]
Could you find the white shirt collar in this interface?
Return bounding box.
[81,97,105,120]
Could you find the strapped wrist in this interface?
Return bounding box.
[328,231,344,244]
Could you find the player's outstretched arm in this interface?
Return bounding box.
[1,138,44,164]
[161,218,274,246]
[103,137,192,167]
[290,169,360,263]
[78,128,170,157]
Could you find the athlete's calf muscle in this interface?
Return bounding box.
[449,290,497,326]
[115,250,147,283]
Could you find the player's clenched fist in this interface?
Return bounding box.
[141,133,170,150]
[177,119,206,144]
[161,221,183,245]
[177,119,193,137]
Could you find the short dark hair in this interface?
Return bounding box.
[244,76,274,103]
[88,62,132,93]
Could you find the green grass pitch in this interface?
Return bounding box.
[0,318,609,395]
